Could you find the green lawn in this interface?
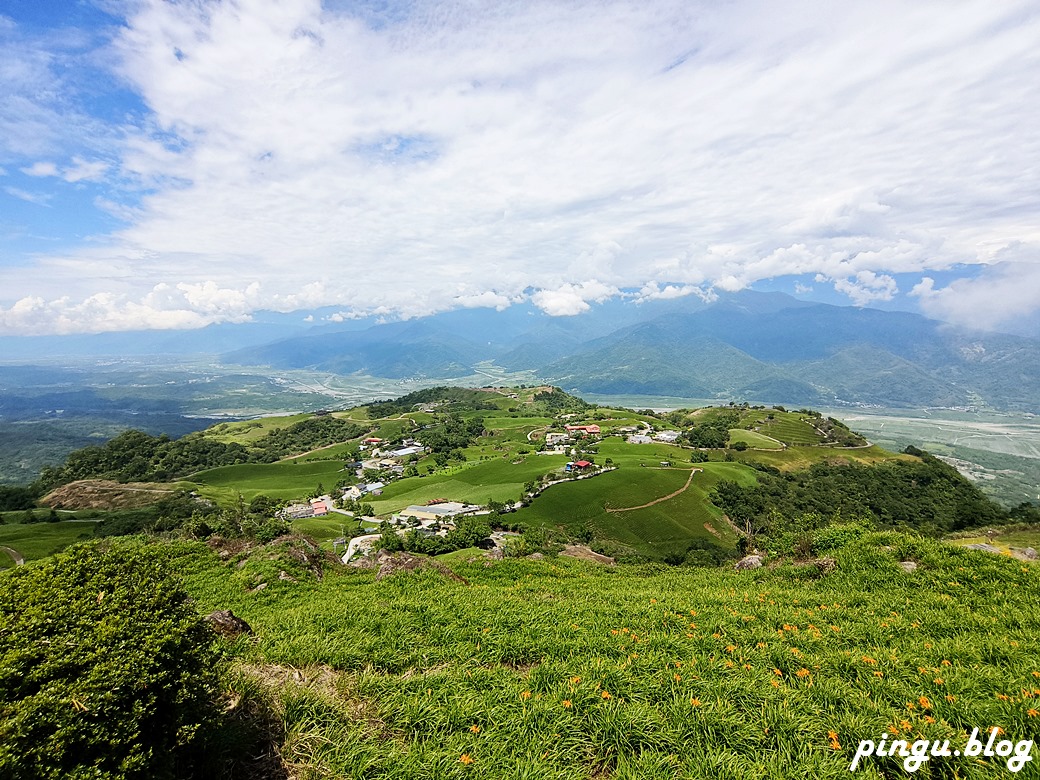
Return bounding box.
[0,521,97,568]
[736,445,904,471]
[204,414,314,444]
[189,460,351,503]
[368,454,571,514]
[728,429,785,450]
[513,462,751,560]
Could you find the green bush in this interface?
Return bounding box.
[0,540,222,779]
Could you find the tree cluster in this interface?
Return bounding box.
[35,417,365,489]
[710,452,1008,538]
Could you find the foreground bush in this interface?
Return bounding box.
[0,540,221,779]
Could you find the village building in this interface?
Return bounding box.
[654,430,682,443]
[565,424,601,435]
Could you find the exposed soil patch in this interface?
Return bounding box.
[40,479,177,510]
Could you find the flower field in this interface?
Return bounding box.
[177,531,1040,779]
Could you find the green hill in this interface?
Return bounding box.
[155,530,1040,779]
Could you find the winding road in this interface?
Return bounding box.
[0,545,25,566]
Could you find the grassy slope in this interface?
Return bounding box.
[191,460,351,503]
[513,462,749,559]
[0,521,96,569]
[173,534,1040,779]
[728,429,785,450]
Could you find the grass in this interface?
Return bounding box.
[369,454,571,514]
[167,531,1040,779]
[0,521,96,568]
[189,460,351,503]
[513,463,748,560]
[736,445,906,472]
[728,429,785,450]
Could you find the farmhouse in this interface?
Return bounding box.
[565,424,601,435]
[388,445,423,458]
[545,432,570,446]
[566,460,593,471]
[628,434,652,444]
[397,501,478,521]
[654,430,681,443]
[309,498,330,516]
[281,502,314,519]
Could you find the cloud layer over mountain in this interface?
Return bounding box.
[1,0,1038,335]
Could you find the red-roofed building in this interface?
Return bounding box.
[564,424,601,435]
[572,460,592,469]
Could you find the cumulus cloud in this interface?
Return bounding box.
[817,271,899,307]
[1,0,1039,333]
[0,281,261,335]
[531,281,619,316]
[632,282,717,305]
[22,161,59,177]
[911,257,1040,332]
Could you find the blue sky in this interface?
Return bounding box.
[1,0,1038,336]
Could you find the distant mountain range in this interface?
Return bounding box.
[220,292,1040,412]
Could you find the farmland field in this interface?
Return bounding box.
[513,463,748,560]
[728,429,784,449]
[189,460,351,503]
[832,411,1040,505]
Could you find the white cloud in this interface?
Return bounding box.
[22,161,58,177]
[532,281,619,316]
[632,282,717,304]
[3,186,50,206]
[817,271,898,306]
[911,256,1040,332]
[1,0,1040,333]
[62,157,109,183]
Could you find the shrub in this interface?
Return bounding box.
[0,540,222,779]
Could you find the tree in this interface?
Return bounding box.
[447,515,492,548]
[0,540,221,778]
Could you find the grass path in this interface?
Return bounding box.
[605,468,699,513]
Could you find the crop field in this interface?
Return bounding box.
[0,521,96,568]
[736,445,905,472]
[728,429,784,450]
[833,413,1040,461]
[369,453,571,514]
[513,463,750,559]
[190,460,351,503]
[742,411,823,445]
[172,532,1040,779]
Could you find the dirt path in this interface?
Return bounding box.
[606,468,700,513]
[0,545,25,566]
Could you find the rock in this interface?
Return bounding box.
[734,554,764,571]
[278,570,297,583]
[812,557,836,574]
[560,545,615,565]
[966,543,1002,554]
[898,560,918,573]
[205,609,252,638]
[1010,547,1038,561]
[250,582,268,593]
[526,552,545,561]
[375,551,470,585]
